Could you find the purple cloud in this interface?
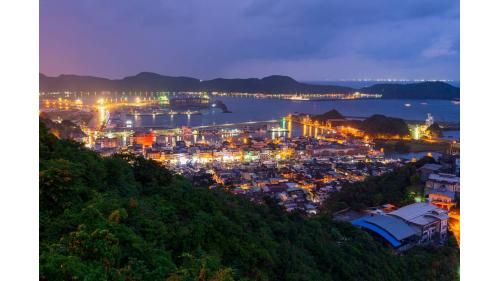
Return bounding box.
[40,0,459,80]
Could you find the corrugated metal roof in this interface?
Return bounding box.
[428,173,460,183]
[363,215,418,240]
[352,218,402,247]
[388,202,448,225]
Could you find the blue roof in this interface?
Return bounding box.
[364,214,418,240]
[352,217,403,247]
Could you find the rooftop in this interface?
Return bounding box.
[352,214,418,248]
[428,173,460,184]
[418,163,442,171]
[426,188,456,198]
[363,215,418,240]
[389,202,448,225]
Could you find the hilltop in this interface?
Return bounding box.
[313,108,345,121]
[40,73,460,99]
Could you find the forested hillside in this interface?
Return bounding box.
[39,122,459,281]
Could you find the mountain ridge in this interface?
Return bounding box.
[39,72,460,99]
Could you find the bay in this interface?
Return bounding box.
[132,97,460,128]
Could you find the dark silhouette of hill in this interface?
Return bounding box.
[40,73,353,94]
[310,109,409,137]
[314,108,345,121]
[360,114,410,137]
[361,82,459,100]
[40,72,460,99]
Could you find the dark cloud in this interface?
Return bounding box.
[40,0,459,80]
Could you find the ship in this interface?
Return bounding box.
[168,92,210,109]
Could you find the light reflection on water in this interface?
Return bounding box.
[130,97,459,128]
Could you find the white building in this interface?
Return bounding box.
[388,202,448,243]
[425,173,460,193]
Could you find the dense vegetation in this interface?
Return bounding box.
[374,140,450,154]
[39,116,86,139]
[360,114,410,137]
[311,110,410,138]
[322,157,436,213]
[39,123,458,280]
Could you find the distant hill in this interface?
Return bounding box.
[39,73,353,94]
[361,82,460,100]
[40,73,460,99]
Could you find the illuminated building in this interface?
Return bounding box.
[425,113,434,127]
[426,189,456,210]
[158,95,169,106]
[132,132,155,147]
[95,137,119,149]
[418,163,443,181]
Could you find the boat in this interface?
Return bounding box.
[168,92,210,109]
[404,103,412,107]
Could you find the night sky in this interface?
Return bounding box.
[40,0,459,81]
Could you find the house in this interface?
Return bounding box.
[426,173,460,193]
[426,189,456,210]
[418,163,443,181]
[352,203,448,251]
[388,203,448,244]
[95,137,119,150]
[352,214,419,251]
